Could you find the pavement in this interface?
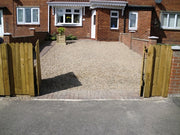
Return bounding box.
[0,97,180,135]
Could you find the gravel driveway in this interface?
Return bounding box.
[39,39,142,99]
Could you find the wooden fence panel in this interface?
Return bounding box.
[0,44,10,96]
[8,43,35,96]
[0,42,37,96]
[35,40,41,96]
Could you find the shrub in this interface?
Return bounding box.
[57,27,65,35]
[66,34,77,40]
[48,32,56,41]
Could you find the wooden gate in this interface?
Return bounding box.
[0,40,41,96]
[140,45,173,98]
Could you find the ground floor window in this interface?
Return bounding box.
[161,12,180,30]
[129,11,138,30]
[17,7,40,25]
[110,11,119,29]
[55,8,82,26]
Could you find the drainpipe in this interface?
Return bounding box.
[13,0,15,36]
[48,5,50,33]
[123,7,126,33]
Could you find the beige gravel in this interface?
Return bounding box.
[40,39,142,98]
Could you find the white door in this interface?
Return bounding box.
[0,10,4,37]
[91,10,96,39]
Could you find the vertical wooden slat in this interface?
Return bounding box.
[8,43,15,95]
[24,43,29,95]
[14,43,22,94]
[20,43,26,94]
[143,45,155,98]
[35,40,41,96]
[28,43,35,96]
[151,45,161,96]
[1,44,10,96]
[0,45,5,95]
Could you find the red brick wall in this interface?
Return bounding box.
[120,33,154,55]
[168,50,180,95]
[131,38,149,55]
[96,9,124,41]
[50,7,91,39]
[4,31,48,46]
[120,33,131,48]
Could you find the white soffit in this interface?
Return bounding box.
[47,1,128,9]
[47,2,90,7]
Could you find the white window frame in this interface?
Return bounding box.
[161,12,180,30]
[110,10,119,30]
[17,7,40,25]
[129,11,138,30]
[55,8,82,26]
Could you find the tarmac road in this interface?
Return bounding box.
[0,97,180,135]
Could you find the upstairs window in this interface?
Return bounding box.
[17,7,40,25]
[55,8,82,26]
[161,12,180,30]
[129,11,138,30]
[110,11,119,29]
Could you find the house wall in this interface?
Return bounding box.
[126,0,180,45]
[1,1,14,35]
[124,10,152,40]
[14,0,48,37]
[50,7,91,39]
[1,0,48,41]
[96,8,124,41]
[1,0,180,44]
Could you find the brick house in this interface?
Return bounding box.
[0,0,180,44]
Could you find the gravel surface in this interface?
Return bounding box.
[39,39,142,99]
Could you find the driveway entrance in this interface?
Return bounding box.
[39,40,142,99]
